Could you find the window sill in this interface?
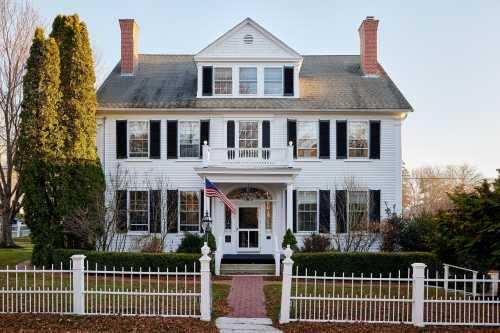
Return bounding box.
[176,158,202,162]
[294,159,321,162]
[124,158,154,162]
[343,159,372,162]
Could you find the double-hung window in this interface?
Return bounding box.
[238,121,258,149]
[348,191,368,228]
[239,67,257,95]
[179,121,200,158]
[297,121,318,158]
[179,191,199,232]
[214,68,232,95]
[348,121,369,158]
[128,121,149,158]
[264,68,283,95]
[297,191,318,232]
[129,191,148,231]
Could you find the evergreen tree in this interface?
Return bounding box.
[16,29,64,264]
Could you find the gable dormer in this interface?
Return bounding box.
[195,18,303,98]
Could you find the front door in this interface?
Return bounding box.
[238,207,259,251]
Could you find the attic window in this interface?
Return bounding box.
[243,34,253,44]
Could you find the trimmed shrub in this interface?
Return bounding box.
[51,249,200,271]
[282,229,298,251]
[292,251,440,277]
[301,234,331,252]
[177,232,216,253]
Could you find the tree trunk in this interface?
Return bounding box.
[0,208,16,248]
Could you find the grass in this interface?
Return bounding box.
[0,236,33,267]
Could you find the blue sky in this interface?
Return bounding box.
[33,0,500,177]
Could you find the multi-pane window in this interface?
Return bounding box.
[129,191,148,231]
[297,121,318,158]
[128,121,148,158]
[239,121,258,148]
[239,67,257,95]
[179,191,199,232]
[348,121,369,158]
[214,68,232,95]
[297,191,317,232]
[348,191,368,228]
[264,68,283,95]
[179,121,200,157]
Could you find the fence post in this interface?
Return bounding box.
[472,271,477,298]
[443,264,449,292]
[71,254,86,315]
[199,242,211,321]
[279,245,294,324]
[411,263,426,327]
[488,270,499,296]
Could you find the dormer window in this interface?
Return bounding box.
[264,67,283,95]
[214,67,232,95]
[239,67,257,95]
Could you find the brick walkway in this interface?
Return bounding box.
[227,276,267,318]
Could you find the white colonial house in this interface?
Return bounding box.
[96,17,412,274]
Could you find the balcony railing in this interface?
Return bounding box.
[202,143,294,167]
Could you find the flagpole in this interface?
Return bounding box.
[204,177,209,217]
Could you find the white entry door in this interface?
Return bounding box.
[237,206,260,251]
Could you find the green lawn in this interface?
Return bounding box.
[0,236,33,268]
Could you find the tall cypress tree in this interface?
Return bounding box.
[50,15,105,249]
[16,29,64,264]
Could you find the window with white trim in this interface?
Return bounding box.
[238,121,258,148]
[179,191,199,232]
[297,121,318,158]
[214,67,232,95]
[128,121,148,158]
[179,121,200,157]
[348,121,369,158]
[348,191,368,227]
[264,67,283,95]
[129,191,148,231]
[239,67,257,95]
[297,191,318,232]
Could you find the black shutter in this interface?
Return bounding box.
[167,120,178,159]
[226,121,235,148]
[336,120,347,159]
[149,120,161,159]
[116,190,128,232]
[292,190,297,233]
[116,120,127,159]
[369,121,381,159]
[319,120,330,159]
[335,190,347,233]
[319,190,331,233]
[167,190,178,232]
[149,190,161,233]
[369,190,381,223]
[284,66,294,96]
[200,120,210,158]
[287,119,297,158]
[202,66,213,96]
[262,120,270,148]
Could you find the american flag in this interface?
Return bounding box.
[205,178,236,214]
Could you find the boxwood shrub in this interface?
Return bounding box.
[292,252,440,277]
[51,249,201,272]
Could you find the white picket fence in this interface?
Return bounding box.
[0,244,212,320]
[279,246,500,327]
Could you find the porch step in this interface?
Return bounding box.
[220,263,275,275]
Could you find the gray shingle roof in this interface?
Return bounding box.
[96,54,412,111]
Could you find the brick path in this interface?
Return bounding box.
[227,276,267,318]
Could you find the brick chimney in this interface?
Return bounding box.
[119,19,139,75]
[358,16,381,77]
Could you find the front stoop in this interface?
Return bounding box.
[220,263,275,275]
[215,317,282,332]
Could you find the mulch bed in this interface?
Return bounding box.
[0,314,218,333]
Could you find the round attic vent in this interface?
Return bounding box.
[243,34,254,44]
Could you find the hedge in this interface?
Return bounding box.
[292,252,441,277]
[51,249,201,272]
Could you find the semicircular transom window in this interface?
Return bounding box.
[228,187,271,200]
[243,34,254,44]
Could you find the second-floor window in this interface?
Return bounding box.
[264,68,283,95]
[179,191,199,232]
[214,68,232,95]
[179,121,200,157]
[128,121,149,158]
[239,67,257,95]
[297,121,318,158]
[348,121,369,158]
[239,121,258,148]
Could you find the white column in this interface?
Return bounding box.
[199,243,211,321]
[286,183,294,232]
[411,263,426,327]
[279,245,294,324]
[71,254,86,315]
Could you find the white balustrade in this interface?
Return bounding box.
[202,145,294,167]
